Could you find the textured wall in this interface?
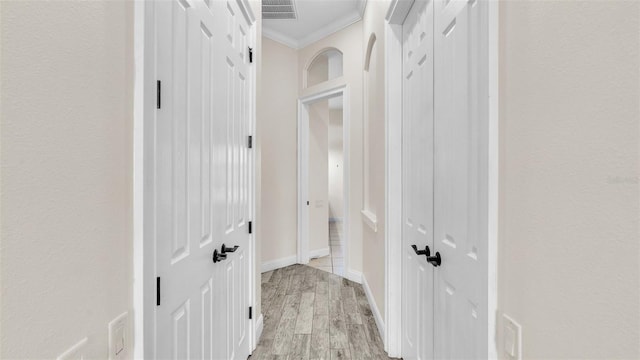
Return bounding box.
[0,1,134,358]
[498,1,640,358]
[361,0,390,320]
[260,37,300,264]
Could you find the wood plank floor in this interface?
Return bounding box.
[252,264,399,360]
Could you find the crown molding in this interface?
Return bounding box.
[262,26,300,49]
[263,8,363,50]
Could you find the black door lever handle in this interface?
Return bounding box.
[221,244,239,254]
[427,252,442,267]
[213,249,227,263]
[411,245,431,257]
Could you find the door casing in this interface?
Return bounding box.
[132,0,258,357]
[297,85,351,275]
[383,0,499,357]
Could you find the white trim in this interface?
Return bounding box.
[261,255,297,273]
[488,1,500,358]
[361,209,378,232]
[262,27,299,49]
[133,1,155,358]
[298,84,350,274]
[309,247,331,259]
[255,314,264,344]
[357,0,368,18]
[383,15,403,359]
[263,10,362,49]
[345,269,362,284]
[362,274,385,346]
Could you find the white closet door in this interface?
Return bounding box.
[154,0,253,359]
[401,1,435,359]
[433,0,489,358]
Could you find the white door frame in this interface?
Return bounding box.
[132,1,257,358]
[383,0,499,357]
[297,84,350,270]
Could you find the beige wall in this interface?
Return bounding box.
[260,37,300,264]
[261,21,365,273]
[498,1,640,358]
[309,100,330,253]
[0,1,134,358]
[361,0,390,319]
[328,108,344,221]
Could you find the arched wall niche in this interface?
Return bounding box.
[305,47,344,88]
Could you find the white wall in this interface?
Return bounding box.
[361,0,389,319]
[498,1,640,358]
[0,1,134,358]
[260,37,300,265]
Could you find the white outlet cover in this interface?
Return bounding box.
[57,337,88,360]
[502,314,522,360]
[108,312,129,360]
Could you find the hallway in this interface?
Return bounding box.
[254,264,396,360]
[308,222,345,276]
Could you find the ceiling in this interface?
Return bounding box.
[262,0,367,49]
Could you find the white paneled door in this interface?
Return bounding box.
[401,0,489,358]
[153,0,254,359]
[401,0,434,359]
[433,0,489,357]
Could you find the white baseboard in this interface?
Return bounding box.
[255,313,264,344]
[308,247,330,259]
[362,273,385,346]
[345,269,362,284]
[261,255,297,273]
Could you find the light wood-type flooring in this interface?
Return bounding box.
[251,264,399,360]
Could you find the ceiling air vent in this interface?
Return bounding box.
[262,0,297,20]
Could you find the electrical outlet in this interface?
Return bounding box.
[108,312,129,360]
[57,337,88,360]
[502,314,522,360]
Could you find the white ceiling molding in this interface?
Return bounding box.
[262,26,300,49]
[263,0,368,50]
[297,10,362,49]
[263,9,363,49]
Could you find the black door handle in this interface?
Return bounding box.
[427,252,441,267]
[221,244,239,254]
[212,249,227,263]
[411,244,431,257]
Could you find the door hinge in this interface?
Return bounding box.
[248,47,253,63]
[248,135,253,149]
[156,277,161,306]
[248,221,253,234]
[157,80,161,109]
[249,306,253,320]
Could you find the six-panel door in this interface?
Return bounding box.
[154,0,253,358]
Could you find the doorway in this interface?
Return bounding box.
[297,85,350,276]
[303,95,346,276]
